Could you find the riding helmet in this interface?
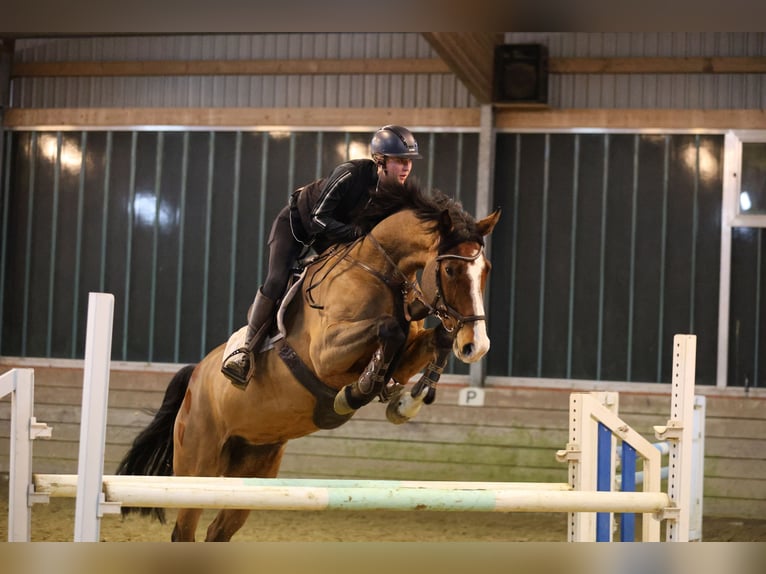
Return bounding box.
[370,125,422,159]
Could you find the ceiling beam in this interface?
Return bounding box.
[549,56,766,74]
[13,56,766,79]
[422,33,502,104]
[11,58,451,78]
[8,107,766,131]
[2,107,482,129]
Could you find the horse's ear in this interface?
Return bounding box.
[477,208,501,236]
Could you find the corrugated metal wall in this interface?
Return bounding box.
[506,32,766,109]
[488,132,723,386]
[11,33,476,108]
[12,33,766,110]
[0,127,479,374]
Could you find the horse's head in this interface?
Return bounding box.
[353,182,501,363]
[421,208,501,363]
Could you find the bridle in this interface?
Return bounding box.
[425,250,486,333]
[324,233,486,333]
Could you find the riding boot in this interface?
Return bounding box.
[221,288,278,390]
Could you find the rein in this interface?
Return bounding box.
[339,233,422,316]
[304,238,365,309]
[323,233,486,333]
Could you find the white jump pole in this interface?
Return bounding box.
[34,474,671,514]
[73,292,114,542]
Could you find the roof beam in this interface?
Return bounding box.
[422,33,502,104]
[11,58,451,78]
[8,107,766,131]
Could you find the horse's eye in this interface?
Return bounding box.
[445,266,454,277]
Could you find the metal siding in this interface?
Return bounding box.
[17,32,766,110]
[1,128,480,369]
[12,34,477,109]
[501,32,766,109]
[488,131,723,386]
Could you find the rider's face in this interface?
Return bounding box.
[379,157,412,184]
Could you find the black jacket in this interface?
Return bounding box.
[292,159,378,246]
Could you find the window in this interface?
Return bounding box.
[719,130,766,388]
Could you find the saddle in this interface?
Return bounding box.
[221,267,306,360]
[222,267,354,430]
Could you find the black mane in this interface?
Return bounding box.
[353,178,484,252]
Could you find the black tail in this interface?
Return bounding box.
[115,364,195,523]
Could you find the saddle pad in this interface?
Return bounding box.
[222,269,308,358]
[222,325,248,360]
[276,268,307,337]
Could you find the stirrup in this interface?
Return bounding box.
[221,347,254,390]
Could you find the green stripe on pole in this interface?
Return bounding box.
[326,487,498,512]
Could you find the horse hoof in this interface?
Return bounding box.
[385,400,410,425]
[384,387,421,425]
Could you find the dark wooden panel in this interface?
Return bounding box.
[705,437,766,460]
[704,497,766,520]
[704,476,766,501]
[704,457,766,480]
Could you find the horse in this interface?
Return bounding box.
[116,181,500,541]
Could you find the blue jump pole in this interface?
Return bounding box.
[620,442,637,541]
[596,422,612,541]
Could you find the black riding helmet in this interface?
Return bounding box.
[370,125,422,161]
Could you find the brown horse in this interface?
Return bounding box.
[117,183,500,541]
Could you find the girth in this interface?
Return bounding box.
[274,339,354,430]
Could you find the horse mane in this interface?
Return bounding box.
[353,178,484,253]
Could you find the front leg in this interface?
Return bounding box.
[332,315,407,415]
[391,323,454,383]
[386,325,455,424]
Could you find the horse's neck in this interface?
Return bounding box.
[367,211,437,276]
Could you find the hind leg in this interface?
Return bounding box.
[204,440,287,542]
[172,509,204,542]
[170,385,225,541]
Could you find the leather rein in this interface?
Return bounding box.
[324,233,486,333]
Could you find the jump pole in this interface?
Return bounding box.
[33,474,670,514]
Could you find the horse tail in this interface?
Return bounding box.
[115,363,195,523]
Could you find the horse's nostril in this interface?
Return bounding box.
[461,343,474,356]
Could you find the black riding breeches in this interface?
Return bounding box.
[261,206,305,301]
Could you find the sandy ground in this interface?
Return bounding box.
[2,481,765,542]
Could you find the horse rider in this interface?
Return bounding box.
[221,124,422,389]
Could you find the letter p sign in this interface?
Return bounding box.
[458,387,485,407]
